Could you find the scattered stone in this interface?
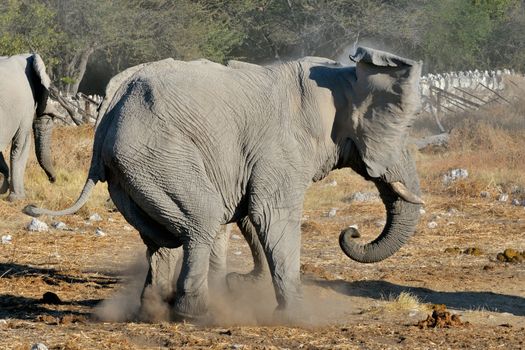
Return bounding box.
[31,343,48,350]
[511,199,521,206]
[230,234,241,240]
[123,225,133,231]
[327,208,337,217]
[480,191,490,198]
[447,208,459,215]
[498,193,509,202]
[326,179,337,187]
[444,247,461,254]
[233,251,242,256]
[89,213,102,221]
[427,221,438,229]
[0,319,7,326]
[419,208,426,215]
[1,235,12,244]
[36,315,58,325]
[59,314,87,325]
[41,291,62,304]
[51,221,67,230]
[349,192,379,202]
[26,218,49,232]
[442,168,468,184]
[416,304,466,328]
[95,228,106,237]
[496,248,525,263]
[341,225,360,238]
[219,329,232,336]
[463,247,483,256]
[301,221,322,235]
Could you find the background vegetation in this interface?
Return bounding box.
[1,0,524,94]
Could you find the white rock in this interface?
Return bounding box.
[427,221,438,229]
[233,251,242,256]
[123,225,133,231]
[327,208,337,217]
[498,193,509,202]
[419,208,426,215]
[512,199,521,206]
[51,221,67,230]
[95,228,106,237]
[0,319,6,325]
[443,168,468,184]
[89,213,102,221]
[480,191,490,198]
[350,192,379,202]
[31,344,48,350]
[327,179,337,187]
[230,234,241,240]
[26,218,49,232]
[1,235,12,244]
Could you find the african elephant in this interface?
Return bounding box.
[25,46,424,321]
[0,53,56,201]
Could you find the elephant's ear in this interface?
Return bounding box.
[30,53,51,116]
[349,46,422,178]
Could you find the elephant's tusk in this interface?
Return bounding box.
[390,181,425,205]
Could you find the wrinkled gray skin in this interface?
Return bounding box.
[0,54,56,201]
[25,47,424,321]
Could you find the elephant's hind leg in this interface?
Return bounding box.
[107,181,181,320]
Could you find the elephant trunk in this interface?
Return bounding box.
[339,151,422,263]
[33,115,56,183]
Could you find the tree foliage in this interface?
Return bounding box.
[0,0,523,93]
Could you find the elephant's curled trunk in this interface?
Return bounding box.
[33,115,56,183]
[339,152,422,263]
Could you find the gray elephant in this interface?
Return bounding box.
[25,46,424,321]
[0,53,57,201]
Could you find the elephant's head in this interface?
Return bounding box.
[332,47,423,263]
[28,54,56,183]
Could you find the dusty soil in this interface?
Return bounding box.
[1,172,524,350]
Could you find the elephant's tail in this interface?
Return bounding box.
[23,178,98,217]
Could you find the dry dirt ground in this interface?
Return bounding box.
[1,122,525,349]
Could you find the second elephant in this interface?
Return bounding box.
[0,53,57,201]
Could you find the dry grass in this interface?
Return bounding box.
[381,292,430,313]
[20,125,108,215]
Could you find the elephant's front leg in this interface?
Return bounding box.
[8,129,31,201]
[251,203,303,319]
[0,153,9,194]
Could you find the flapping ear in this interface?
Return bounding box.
[348,46,422,178]
[30,54,51,116]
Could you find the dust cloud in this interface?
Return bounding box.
[94,253,357,326]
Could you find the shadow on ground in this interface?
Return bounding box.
[311,279,525,316]
[0,263,117,320]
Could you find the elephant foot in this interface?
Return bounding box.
[138,285,170,322]
[226,270,268,291]
[171,292,210,323]
[272,301,307,325]
[7,192,25,202]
